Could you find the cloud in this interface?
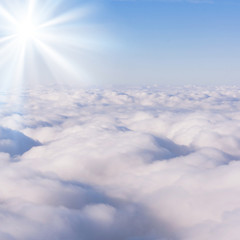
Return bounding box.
[1,85,240,239]
[0,127,40,157]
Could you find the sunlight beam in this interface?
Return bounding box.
[0,0,99,89]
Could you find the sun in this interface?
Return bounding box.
[15,19,38,42]
[0,0,99,90]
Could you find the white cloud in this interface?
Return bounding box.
[1,85,240,239]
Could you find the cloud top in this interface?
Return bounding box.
[0,85,240,239]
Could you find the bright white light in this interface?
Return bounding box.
[0,0,99,89]
[16,20,38,41]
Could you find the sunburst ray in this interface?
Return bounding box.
[0,0,99,90]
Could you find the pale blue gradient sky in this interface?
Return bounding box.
[94,0,240,85]
[0,0,239,87]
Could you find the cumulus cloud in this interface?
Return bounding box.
[0,127,40,157]
[1,85,240,239]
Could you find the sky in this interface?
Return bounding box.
[0,0,240,88]
[99,0,240,85]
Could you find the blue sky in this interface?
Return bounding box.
[0,0,239,87]
[91,0,240,85]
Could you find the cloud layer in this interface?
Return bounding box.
[1,85,240,239]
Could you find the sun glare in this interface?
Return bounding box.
[16,20,38,42]
[0,0,97,89]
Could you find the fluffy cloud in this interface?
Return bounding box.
[1,85,240,239]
